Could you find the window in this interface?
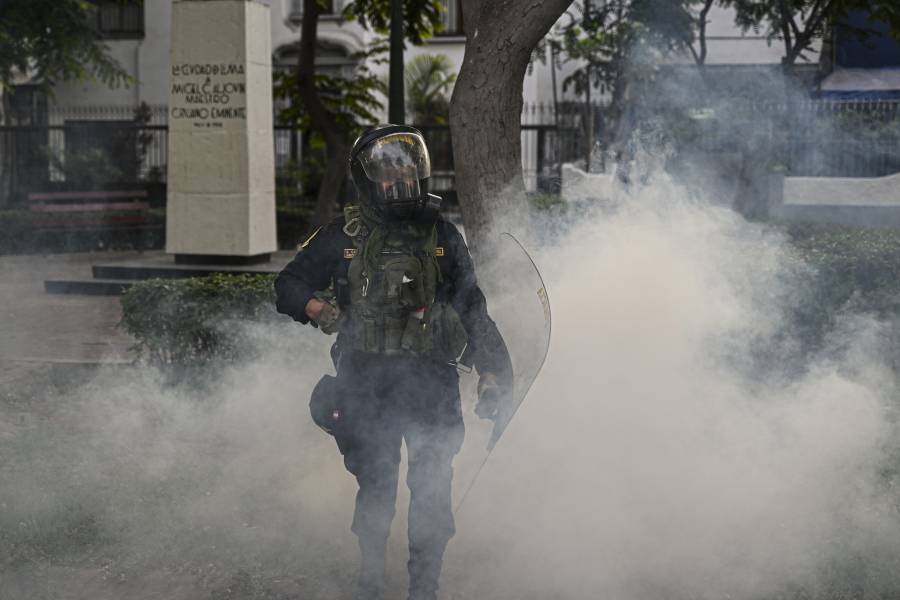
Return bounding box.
[436,0,464,36]
[96,1,144,39]
[64,121,143,182]
[290,0,338,20]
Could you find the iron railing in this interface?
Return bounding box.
[1,100,898,205]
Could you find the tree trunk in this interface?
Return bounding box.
[389,0,405,124]
[0,92,13,207]
[602,2,631,173]
[605,64,631,178]
[297,0,352,232]
[449,0,571,260]
[584,75,594,173]
[311,138,351,229]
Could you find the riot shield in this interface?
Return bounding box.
[477,233,552,450]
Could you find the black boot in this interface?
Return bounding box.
[407,586,437,600]
[356,538,387,600]
[407,547,442,600]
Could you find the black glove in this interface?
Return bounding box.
[314,301,343,335]
[475,372,503,420]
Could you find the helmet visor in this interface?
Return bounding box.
[357,132,431,206]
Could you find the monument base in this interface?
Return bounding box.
[174,253,271,266]
[44,250,292,296]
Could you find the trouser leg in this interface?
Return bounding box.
[336,414,403,595]
[404,418,465,599]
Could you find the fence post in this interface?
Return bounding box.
[536,127,546,193]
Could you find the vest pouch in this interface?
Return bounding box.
[381,255,426,309]
[383,314,407,353]
[353,314,378,352]
[429,303,468,361]
[400,313,431,354]
[344,223,439,356]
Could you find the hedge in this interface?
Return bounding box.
[117,222,900,367]
[785,222,900,318]
[119,273,277,367]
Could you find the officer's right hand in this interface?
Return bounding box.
[305,298,326,321]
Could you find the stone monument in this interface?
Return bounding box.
[166,0,277,264]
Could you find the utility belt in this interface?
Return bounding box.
[309,304,469,437]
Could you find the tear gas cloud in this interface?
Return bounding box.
[443,63,900,597]
[451,176,900,599]
[4,68,900,600]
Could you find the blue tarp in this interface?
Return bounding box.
[836,11,900,69]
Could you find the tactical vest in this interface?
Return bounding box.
[341,206,468,359]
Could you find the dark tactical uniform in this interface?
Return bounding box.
[275,215,511,598]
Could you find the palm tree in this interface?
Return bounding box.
[405,54,456,125]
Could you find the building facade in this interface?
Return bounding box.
[43,0,805,117]
[4,0,820,200]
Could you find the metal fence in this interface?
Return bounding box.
[1,100,898,206]
[0,124,168,201]
[689,99,900,178]
[788,100,900,177]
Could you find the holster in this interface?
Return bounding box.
[309,374,341,435]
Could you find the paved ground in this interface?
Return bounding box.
[0,252,370,600]
[0,249,481,600]
[0,249,297,364]
[0,251,137,365]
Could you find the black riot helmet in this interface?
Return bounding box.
[349,124,441,223]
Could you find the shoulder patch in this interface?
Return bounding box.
[300,227,322,250]
[435,246,445,257]
[344,248,357,259]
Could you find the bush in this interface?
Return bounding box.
[119,274,278,367]
[781,222,900,359]
[528,193,565,211]
[786,222,900,316]
[115,221,900,369]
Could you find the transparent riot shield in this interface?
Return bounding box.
[476,233,552,450]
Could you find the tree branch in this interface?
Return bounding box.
[692,0,714,66]
[297,0,344,147]
[776,0,794,61]
[787,0,833,64]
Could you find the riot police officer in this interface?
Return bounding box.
[274,124,512,600]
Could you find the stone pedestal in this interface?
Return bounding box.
[166,0,276,262]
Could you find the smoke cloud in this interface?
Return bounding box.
[4,60,900,600]
[3,170,900,600]
[448,172,900,600]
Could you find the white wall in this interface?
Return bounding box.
[771,172,900,228]
[668,5,801,66]
[137,0,174,106]
[47,1,821,118]
[550,4,817,103]
[48,0,557,119]
[51,41,144,109]
[48,0,172,114]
